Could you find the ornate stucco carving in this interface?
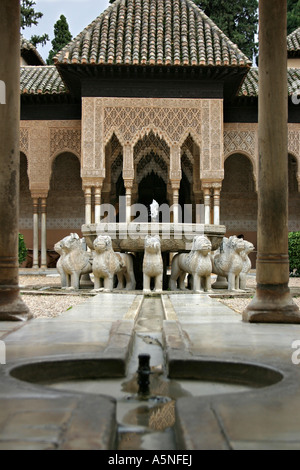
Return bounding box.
[50,128,81,160]
[82,97,224,183]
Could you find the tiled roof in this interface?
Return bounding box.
[287,27,300,55]
[20,66,67,94]
[239,68,300,97]
[21,35,45,66]
[54,0,251,67]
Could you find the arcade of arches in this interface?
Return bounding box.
[19,114,300,269]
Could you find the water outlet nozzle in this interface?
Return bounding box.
[137,354,151,397]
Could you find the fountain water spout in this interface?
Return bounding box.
[137,354,151,397]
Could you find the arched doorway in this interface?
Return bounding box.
[288,154,300,231]
[221,153,257,265]
[19,152,32,266]
[47,152,84,250]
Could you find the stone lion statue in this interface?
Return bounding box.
[54,233,92,289]
[170,235,212,293]
[239,240,255,290]
[212,235,245,291]
[92,235,136,292]
[143,235,163,293]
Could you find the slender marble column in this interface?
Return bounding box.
[243,0,300,323]
[32,198,39,269]
[172,188,180,224]
[124,180,133,224]
[203,188,211,225]
[40,198,47,269]
[213,186,221,225]
[94,187,101,224]
[0,1,31,320]
[84,187,92,224]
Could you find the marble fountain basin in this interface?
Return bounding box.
[81,223,226,252]
[9,357,283,391]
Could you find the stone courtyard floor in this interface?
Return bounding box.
[18,270,300,319]
[1,270,300,450]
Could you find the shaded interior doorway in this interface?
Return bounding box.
[138,171,167,221]
[179,172,192,223]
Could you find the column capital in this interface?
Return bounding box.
[201,180,222,189]
[30,191,48,200]
[82,177,104,189]
[124,179,134,190]
[170,180,181,191]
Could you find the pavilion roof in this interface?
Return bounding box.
[21,35,45,66]
[54,0,251,68]
[287,27,300,57]
[20,66,67,95]
[238,67,300,98]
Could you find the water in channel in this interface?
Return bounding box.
[48,296,252,450]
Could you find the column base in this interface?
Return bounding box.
[212,276,228,289]
[243,284,300,324]
[0,286,33,322]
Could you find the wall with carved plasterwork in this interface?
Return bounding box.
[288,154,300,231]
[82,97,224,183]
[19,152,33,230]
[20,121,81,197]
[224,123,300,191]
[220,153,258,232]
[47,152,85,229]
[223,123,258,187]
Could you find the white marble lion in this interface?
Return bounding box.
[169,235,212,293]
[92,235,136,292]
[212,235,245,291]
[143,235,163,293]
[54,233,92,289]
[239,240,255,290]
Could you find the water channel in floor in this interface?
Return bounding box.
[47,296,254,450]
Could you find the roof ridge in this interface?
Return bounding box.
[54,0,251,67]
[53,0,118,64]
[185,0,251,63]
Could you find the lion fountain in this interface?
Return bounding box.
[54,233,92,289]
[142,235,163,293]
[169,235,213,293]
[212,235,245,291]
[239,240,255,290]
[92,235,136,292]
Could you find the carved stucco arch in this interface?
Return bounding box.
[178,130,201,152]
[48,150,82,194]
[133,131,171,186]
[224,150,258,191]
[20,128,29,155]
[19,151,31,196]
[104,129,125,148]
[111,153,123,184]
[136,156,169,185]
[131,127,173,150]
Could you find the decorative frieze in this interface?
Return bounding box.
[82,97,224,183]
[50,129,81,159]
[20,128,29,154]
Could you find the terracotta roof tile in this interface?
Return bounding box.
[54,0,251,67]
[287,27,300,55]
[20,66,67,95]
[20,35,45,66]
[239,67,300,97]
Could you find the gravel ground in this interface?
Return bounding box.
[19,273,300,319]
[218,274,300,314]
[21,294,87,319]
[20,275,89,318]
